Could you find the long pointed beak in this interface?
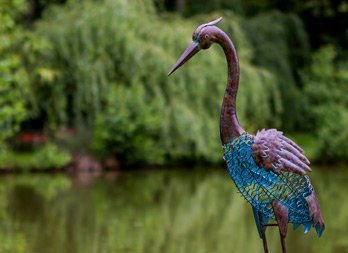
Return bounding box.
[168,42,200,76]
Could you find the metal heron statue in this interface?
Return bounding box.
[168,17,325,253]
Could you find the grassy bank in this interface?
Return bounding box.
[0,144,71,172]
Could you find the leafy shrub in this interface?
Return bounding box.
[0,143,71,171]
[92,85,165,165]
[28,0,311,165]
[244,11,310,129]
[0,1,30,149]
[0,1,52,152]
[302,46,348,161]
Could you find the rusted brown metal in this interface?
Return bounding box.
[251,129,311,175]
[271,199,289,253]
[259,211,269,253]
[168,42,199,76]
[167,18,244,144]
[306,190,325,232]
[167,17,325,253]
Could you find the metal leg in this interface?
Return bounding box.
[271,200,288,253]
[280,233,286,253]
[258,211,268,253]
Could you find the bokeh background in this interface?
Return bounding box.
[0,0,347,252]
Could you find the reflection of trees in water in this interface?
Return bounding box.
[38,189,97,253]
[0,168,347,252]
[8,185,45,222]
[69,170,120,187]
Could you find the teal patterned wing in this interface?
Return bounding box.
[223,132,325,236]
[249,129,325,236]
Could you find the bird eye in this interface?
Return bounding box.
[204,34,209,39]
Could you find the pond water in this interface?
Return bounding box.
[0,166,347,253]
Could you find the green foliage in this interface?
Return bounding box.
[316,106,348,161]
[163,0,348,51]
[92,84,164,165]
[1,0,342,165]
[302,46,348,161]
[0,0,30,149]
[244,11,310,129]
[0,143,71,171]
[31,0,287,165]
[286,133,317,160]
[174,0,245,17]
[0,0,51,151]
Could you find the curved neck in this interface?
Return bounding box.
[213,28,244,144]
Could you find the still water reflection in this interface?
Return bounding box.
[0,167,347,253]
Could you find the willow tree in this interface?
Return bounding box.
[29,0,310,165]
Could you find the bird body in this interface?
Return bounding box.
[168,17,324,252]
[223,131,324,237]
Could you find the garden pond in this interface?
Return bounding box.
[0,166,347,253]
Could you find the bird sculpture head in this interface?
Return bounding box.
[168,17,223,76]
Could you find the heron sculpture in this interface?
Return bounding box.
[168,17,324,253]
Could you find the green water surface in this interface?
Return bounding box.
[0,166,347,253]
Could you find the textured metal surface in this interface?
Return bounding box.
[168,17,245,143]
[253,206,269,238]
[258,210,269,253]
[168,17,325,252]
[271,199,289,237]
[271,200,289,253]
[306,190,325,236]
[192,23,246,143]
[168,42,199,76]
[251,129,311,175]
[223,133,324,236]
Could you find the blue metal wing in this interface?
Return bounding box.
[223,131,325,237]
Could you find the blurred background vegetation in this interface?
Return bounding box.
[0,0,347,169]
[1,1,348,252]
